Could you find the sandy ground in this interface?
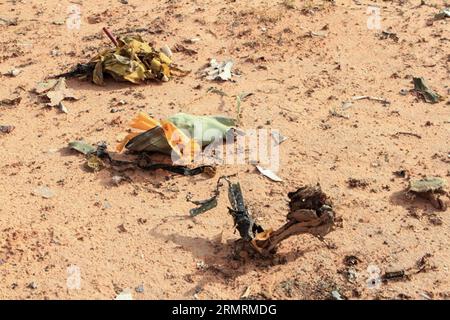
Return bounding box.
[0,0,449,300]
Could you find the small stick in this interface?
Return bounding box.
[352,95,391,104]
[102,27,118,46]
[392,132,422,139]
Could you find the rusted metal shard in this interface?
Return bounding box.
[102,27,118,46]
[227,182,263,241]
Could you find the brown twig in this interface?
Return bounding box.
[392,132,422,139]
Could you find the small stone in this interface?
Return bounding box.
[33,186,56,199]
[27,282,38,290]
[103,201,112,209]
[0,125,15,134]
[112,175,124,186]
[160,44,173,58]
[399,89,409,96]
[135,284,144,293]
[117,224,127,233]
[59,102,68,114]
[184,37,201,44]
[50,49,61,57]
[7,68,21,77]
[331,290,343,300]
[196,260,207,270]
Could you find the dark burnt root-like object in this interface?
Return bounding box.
[233,184,335,257]
[227,182,264,241]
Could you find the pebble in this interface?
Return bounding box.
[103,201,112,209]
[135,284,144,293]
[8,68,21,77]
[33,186,56,199]
[27,282,38,290]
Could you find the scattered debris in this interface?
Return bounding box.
[282,0,296,9]
[235,92,253,124]
[183,37,201,44]
[434,8,450,20]
[382,270,407,282]
[32,186,56,199]
[342,95,391,108]
[415,253,436,273]
[240,286,252,299]
[0,94,21,107]
[331,290,344,300]
[305,30,328,38]
[255,165,282,182]
[117,224,127,233]
[160,44,173,58]
[111,175,125,186]
[399,88,409,96]
[381,255,437,282]
[0,17,18,26]
[207,87,228,97]
[173,43,198,56]
[271,131,287,146]
[407,177,447,210]
[343,255,361,267]
[196,260,207,270]
[187,176,231,216]
[59,102,68,114]
[393,169,409,178]
[187,192,219,217]
[27,282,38,290]
[69,140,96,155]
[135,284,144,293]
[329,107,349,119]
[115,289,133,300]
[200,59,234,81]
[4,68,21,77]
[0,125,15,134]
[392,131,422,139]
[34,78,78,110]
[346,178,369,189]
[103,200,112,210]
[419,292,432,300]
[118,112,235,161]
[188,180,335,256]
[86,154,105,172]
[412,77,441,104]
[379,30,399,42]
[70,141,217,177]
[55,30,189,84]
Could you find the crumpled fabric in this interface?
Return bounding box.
[117,112,236,161]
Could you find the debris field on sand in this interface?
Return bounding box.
[1,0,449,300]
